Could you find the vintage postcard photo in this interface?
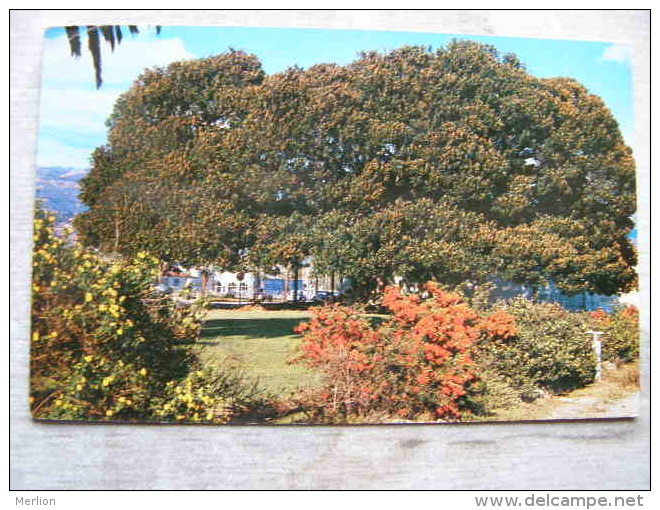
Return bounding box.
[30,25,640,425]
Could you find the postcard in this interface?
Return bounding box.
[30,25,640,425]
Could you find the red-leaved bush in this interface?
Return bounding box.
[292,283,516,422]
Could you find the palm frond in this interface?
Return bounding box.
[115,26,123,45]
[66,25,161,88]
[100,25,116,52]
[86,26,102,89]
[65,26,81,57]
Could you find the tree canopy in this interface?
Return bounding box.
[76,41,637,296]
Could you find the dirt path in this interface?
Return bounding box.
[601,392,640,417]
[548,390,639,420]
[545,364,640,420]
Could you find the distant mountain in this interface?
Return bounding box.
[35,166,88,226]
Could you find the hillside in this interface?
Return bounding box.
[34,166,87,225]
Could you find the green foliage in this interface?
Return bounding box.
[76,49,264,267]
[464,366,523,416]
[481,298,596,397]
[78,42,637,297]
[590,306,639,363]
[30,207,261,422]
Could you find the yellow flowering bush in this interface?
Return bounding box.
[152,371,234,423]
[30,207,254,423]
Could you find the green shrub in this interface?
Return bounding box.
[464,366,524,416]
[590,306,639,363]
[481,298,596,397]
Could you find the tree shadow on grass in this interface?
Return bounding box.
[200,317,307,340]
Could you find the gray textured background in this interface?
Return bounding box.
[10,10,650,490]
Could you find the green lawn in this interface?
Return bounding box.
[193,309,323,397]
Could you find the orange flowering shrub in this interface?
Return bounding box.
[589,309,609,322]
[590,305,639,362]
[292,283,516,422]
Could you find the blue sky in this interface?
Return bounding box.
[37,25,635,169]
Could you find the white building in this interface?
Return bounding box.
[157,265,338,302]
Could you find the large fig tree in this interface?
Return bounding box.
[77,42,637,297]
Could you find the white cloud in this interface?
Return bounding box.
[36,86,124,168]
[600,43,632,64]
[41,31,196,87]
[36,138,98,169]
[39,87,122,137]
[36,31,196,168]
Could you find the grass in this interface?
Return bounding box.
[193,309,323,397]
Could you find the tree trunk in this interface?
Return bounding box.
[114,210,120,253]
[376,276,385,295]
[201,268,209,297]
[283,269,289,302]
[252,271,261,302]
[293,262,300,302]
